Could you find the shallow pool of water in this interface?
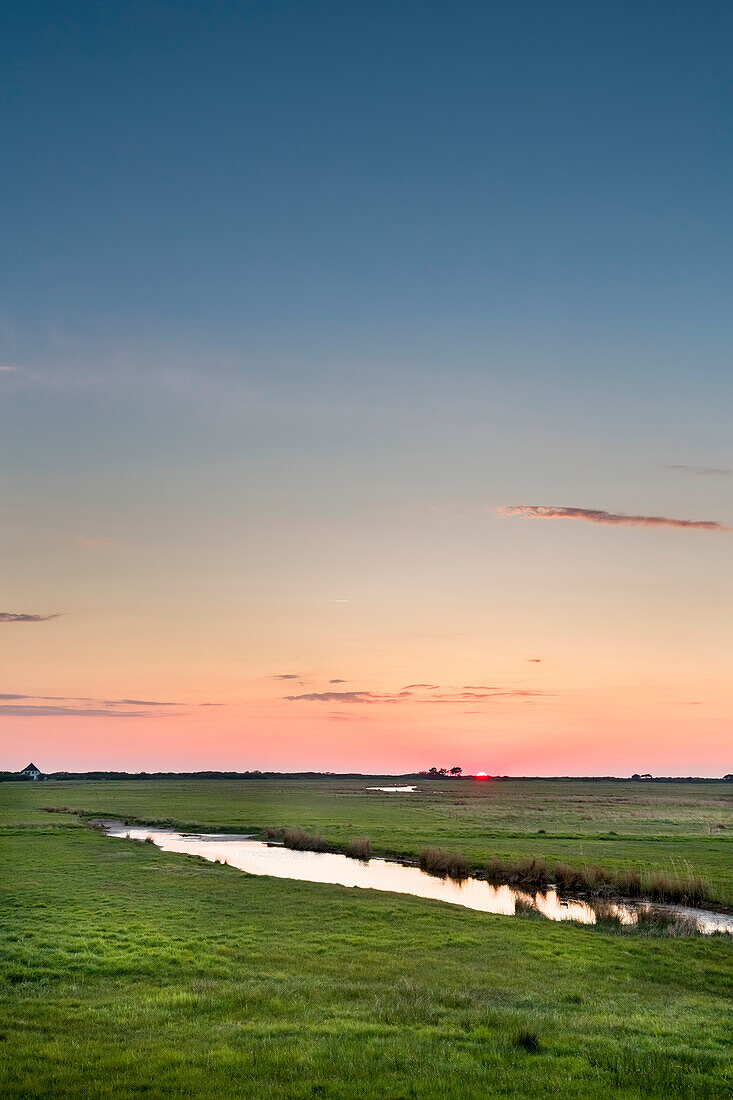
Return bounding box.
[105,825,733,935]
[366,785,417,793]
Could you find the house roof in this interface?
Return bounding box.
[21,762,40,772]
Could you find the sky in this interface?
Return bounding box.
[1,1,731,776]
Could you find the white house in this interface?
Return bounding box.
[20,762,42,780]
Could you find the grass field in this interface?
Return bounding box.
[9,776,733,903]
[1,779,732,1098]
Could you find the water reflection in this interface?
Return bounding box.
[105,826,733,935]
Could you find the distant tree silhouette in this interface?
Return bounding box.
[450,766,462,776]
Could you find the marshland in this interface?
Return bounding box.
[2,777,731,1098]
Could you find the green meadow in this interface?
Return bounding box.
[1,779,731,1098]
[11,776,733,904]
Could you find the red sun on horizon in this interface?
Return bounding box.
[474,772,490,780]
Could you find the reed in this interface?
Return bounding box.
[480,855,715,909]
[346,836,372,860]
[418,846,469,880]
[644,866,707,905]
[282,826,328,852]
[614,868,643,897]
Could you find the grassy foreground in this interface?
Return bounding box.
[1,781,732,1098]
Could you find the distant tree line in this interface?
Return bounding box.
[420,766,463,778]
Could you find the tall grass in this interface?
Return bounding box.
[282,826,328,852]
[418,847,469,880]
[485,856,552,887]
[630,905,702,937]
[512,1028,541,1052]
[274,825,717,908]
[346,836,372,860]
[553,861,711,906]
[644,866,708,905]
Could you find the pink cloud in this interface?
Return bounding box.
[495,505,728,531]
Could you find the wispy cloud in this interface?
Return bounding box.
[329,678,347,684]
[272,674,300,680]
[0,692,185,710]
[0,704,149,718]
[285,686,547,705]
[74,536,117,549]
[0,612,61,623]
[665,464,731,477]
[285,690,410,704]
[402,683,439,690]
[425,690,550,703]
[103,698,178,707]
[494,505,728,531]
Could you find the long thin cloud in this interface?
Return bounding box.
[0,705,149,718]
[665,464,731,477]
[104,698,178,706]
[285,687,547,705]
[0,612,61,623]
[285,690,410,704]
[1,693,179,706]
[430,690,549,702]
[495,505,728,531]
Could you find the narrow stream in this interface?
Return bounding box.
[104,824,733,935]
